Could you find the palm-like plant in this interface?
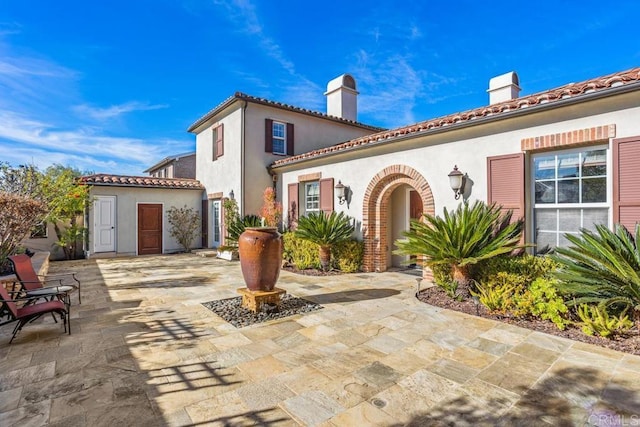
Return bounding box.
[295,211,354,271]
[552,224,640,318]
[395,201,524,286]
[226,214,262,246]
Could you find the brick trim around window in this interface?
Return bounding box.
[521,124,616,151]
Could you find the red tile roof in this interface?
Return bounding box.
[187,92,385,133]
[271,67,640,168]
[79,174,204,189]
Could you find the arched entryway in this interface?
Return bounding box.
[362,165,435,278]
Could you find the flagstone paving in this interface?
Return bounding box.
[1,254,640,426]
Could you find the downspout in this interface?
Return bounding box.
[241,100,248,217]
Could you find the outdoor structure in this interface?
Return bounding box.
[272,67,640,276]
[144,151,196,179]
[80,174,204,257]
[188,74,384,249]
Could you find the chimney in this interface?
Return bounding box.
[324,74,358,121]
[487,71,520,104]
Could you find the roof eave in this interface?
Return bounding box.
[271,82,640,170]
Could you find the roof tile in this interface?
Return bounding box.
[272,67,640,168]
[79,174,204,190]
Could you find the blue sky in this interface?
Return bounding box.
[1,1,639,176]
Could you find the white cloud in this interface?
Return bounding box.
[73,101,169,120]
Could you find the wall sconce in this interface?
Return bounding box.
[334,180,347,205]
[229,189,235,200]
[448,165,466,200]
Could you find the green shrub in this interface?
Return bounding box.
[514,278,570,330]
[576,304,633,338]
[282,232,320,270]
[474,254,558,285]
[431,264,453,287]
[332,239,364,273]
[472,272,524,313]
[472,278,517,313]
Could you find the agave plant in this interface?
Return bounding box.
[294,211,354,271]
[552,224,640,319]
[395,201,524,286]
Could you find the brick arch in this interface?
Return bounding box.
[362,165,435,276]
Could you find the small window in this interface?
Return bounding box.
[304,181,320,214]
[272,122,286,155]
[30,222,47,238]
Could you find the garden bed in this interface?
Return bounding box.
[281,265,343,277]
[417,285,640,356]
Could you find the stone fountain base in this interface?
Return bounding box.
[237,287,286,313]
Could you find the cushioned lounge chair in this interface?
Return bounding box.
[9,254,81,304]
[0,285,70,343]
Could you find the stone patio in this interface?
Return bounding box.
[1,254,639,426]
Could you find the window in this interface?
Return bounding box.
[533,147,608,251]
[304,181,320,213]
[272,122,286,155]
[265,119,293,155]
[30,222,47,238]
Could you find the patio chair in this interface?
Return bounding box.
[0,285,70,343]
[8,254,81,304]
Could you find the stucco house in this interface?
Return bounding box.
[188,75,384,248]
[80,174,204,257]
[270,67,640,277]
[144,151,196,179]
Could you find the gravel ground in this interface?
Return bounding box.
[202,294,323,328]
[417,285,640,356]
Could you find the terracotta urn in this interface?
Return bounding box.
[238,227,282,291]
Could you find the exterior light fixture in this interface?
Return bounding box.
[229,190,235,200]
[448,165,466,200]
[334,180,347,205]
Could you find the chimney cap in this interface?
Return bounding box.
[325,73,358,95]
[488,71,520,92]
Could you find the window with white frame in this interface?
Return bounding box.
[304,181,319,214]
[272,121,286,155]
[533,146,608,252]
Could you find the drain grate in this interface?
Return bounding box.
[371,398,386,408]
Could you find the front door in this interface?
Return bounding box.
[94,196,116,253]
[212,200,221,247]
[138,204,163,255]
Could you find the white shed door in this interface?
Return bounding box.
[94,196,116,252]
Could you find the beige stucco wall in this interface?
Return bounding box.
[277,91,640,243]
[87,186,203,256]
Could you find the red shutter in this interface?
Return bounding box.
[212,128,217,161]
[201,199,208,247]
[265,119,273,153]
[613,136,640,231]
[216,124,224,157]
[286,123,294,155]
[487,153,525,223]
[288,183,299,229]
[320,178,334,215]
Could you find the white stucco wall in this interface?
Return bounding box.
[194,100,379,219]
[195,106,243,206]
[277,92,640,243]
[87,186,203,256]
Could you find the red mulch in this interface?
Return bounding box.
[417,285,640,356]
